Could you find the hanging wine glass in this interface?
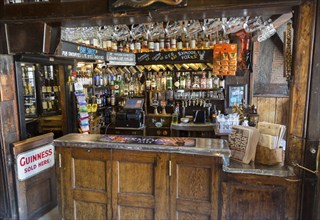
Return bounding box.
[243,16,263,33]
[202,18,223,35]
[182,20,202,37]
[165,21,181,38]
[130,24,147,40]
[146,22,165,39]
[222,17,245,34]
[257,19,277,42]
[113,25,130,41]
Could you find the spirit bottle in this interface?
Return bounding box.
[186,73,192,89]
[166,72,173,90]
[174,72,180,89]
[151,73,157,91]
[179,72,186,89]
[200,72,207,89]
[145,73,151,91]
[206,72,213,89]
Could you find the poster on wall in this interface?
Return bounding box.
[109,0,187,12]
[227,84,248,108]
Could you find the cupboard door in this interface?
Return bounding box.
[56,148,112,220]
[112,150,168,220]
[170,154,220,219]
[220,173,299,220]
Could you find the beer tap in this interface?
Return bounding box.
[182,101,186,118]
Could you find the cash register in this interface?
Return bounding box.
[116,99,144,128]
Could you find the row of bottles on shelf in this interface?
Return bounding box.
[146,71,225,91]
[75,69,225,91]
[83,32,230,53]
[22,65,35,96]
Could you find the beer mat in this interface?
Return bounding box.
[100,135,196,147]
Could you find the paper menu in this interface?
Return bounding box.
[228,126,260,164]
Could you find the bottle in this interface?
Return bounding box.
[200,72,207,89]
[170,37,177,51]
[206,72,213,89]
[135,40,141,53]
[159,34,165,51]
[161,72,167,90]
[156,72,162,90]
[129,77,135,96]
[129,40,135,53]
[190,35,196,50]
[174,72,180,89]
[171,103,180,124]
[148,37,155,52]
[165,36,171,51]
[134,77,141,96]
[186,73,192,89]
[179,72,186,89]
[166,72,173,90]
[111,93,116,106]
[211,105,218,124]
[219,76,225,89]
[145,73,151,91]
[151,73,157,91]
[177,36,183,50]
[142,37,149,52]
[154,38,160,52]
[213,75,219,89]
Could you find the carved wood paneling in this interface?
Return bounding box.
[170,154,219,219]
[220,173,300,220]
[112,150,168,220]
[56,147,112,220]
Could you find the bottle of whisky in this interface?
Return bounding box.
[179,72,186,89]
[200,72,207,89]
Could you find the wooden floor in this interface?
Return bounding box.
[38,207,59,220]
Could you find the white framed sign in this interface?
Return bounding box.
[16,143,55,181]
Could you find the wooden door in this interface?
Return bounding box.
[169,154,220,219]
[56,147,112,220]
[112,150,168,219]
[12,133,57,219]
[0,54,26,219]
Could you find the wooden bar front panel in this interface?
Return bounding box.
[56,147,112,220]
[220,173,299,220]
[112,150,168,219]
[170,154,220,219]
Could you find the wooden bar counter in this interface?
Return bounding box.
[54,134,299,219]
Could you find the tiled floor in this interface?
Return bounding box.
[38,207,59,220]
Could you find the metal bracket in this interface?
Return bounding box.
[7,154,14,166]
[292,144,320,176]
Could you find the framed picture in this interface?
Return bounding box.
[227,84,248,108]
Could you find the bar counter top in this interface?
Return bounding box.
[54,133,231,162]
[54,134,294,177]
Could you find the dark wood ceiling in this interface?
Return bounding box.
[0,0,300,27]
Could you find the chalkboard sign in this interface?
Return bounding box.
[59,41,105,60]
[136,49,213,65]
[106,52,136,66]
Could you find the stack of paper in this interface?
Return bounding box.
[255,122,286,165]
[257,122,286,149]
[228,126,260,164]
